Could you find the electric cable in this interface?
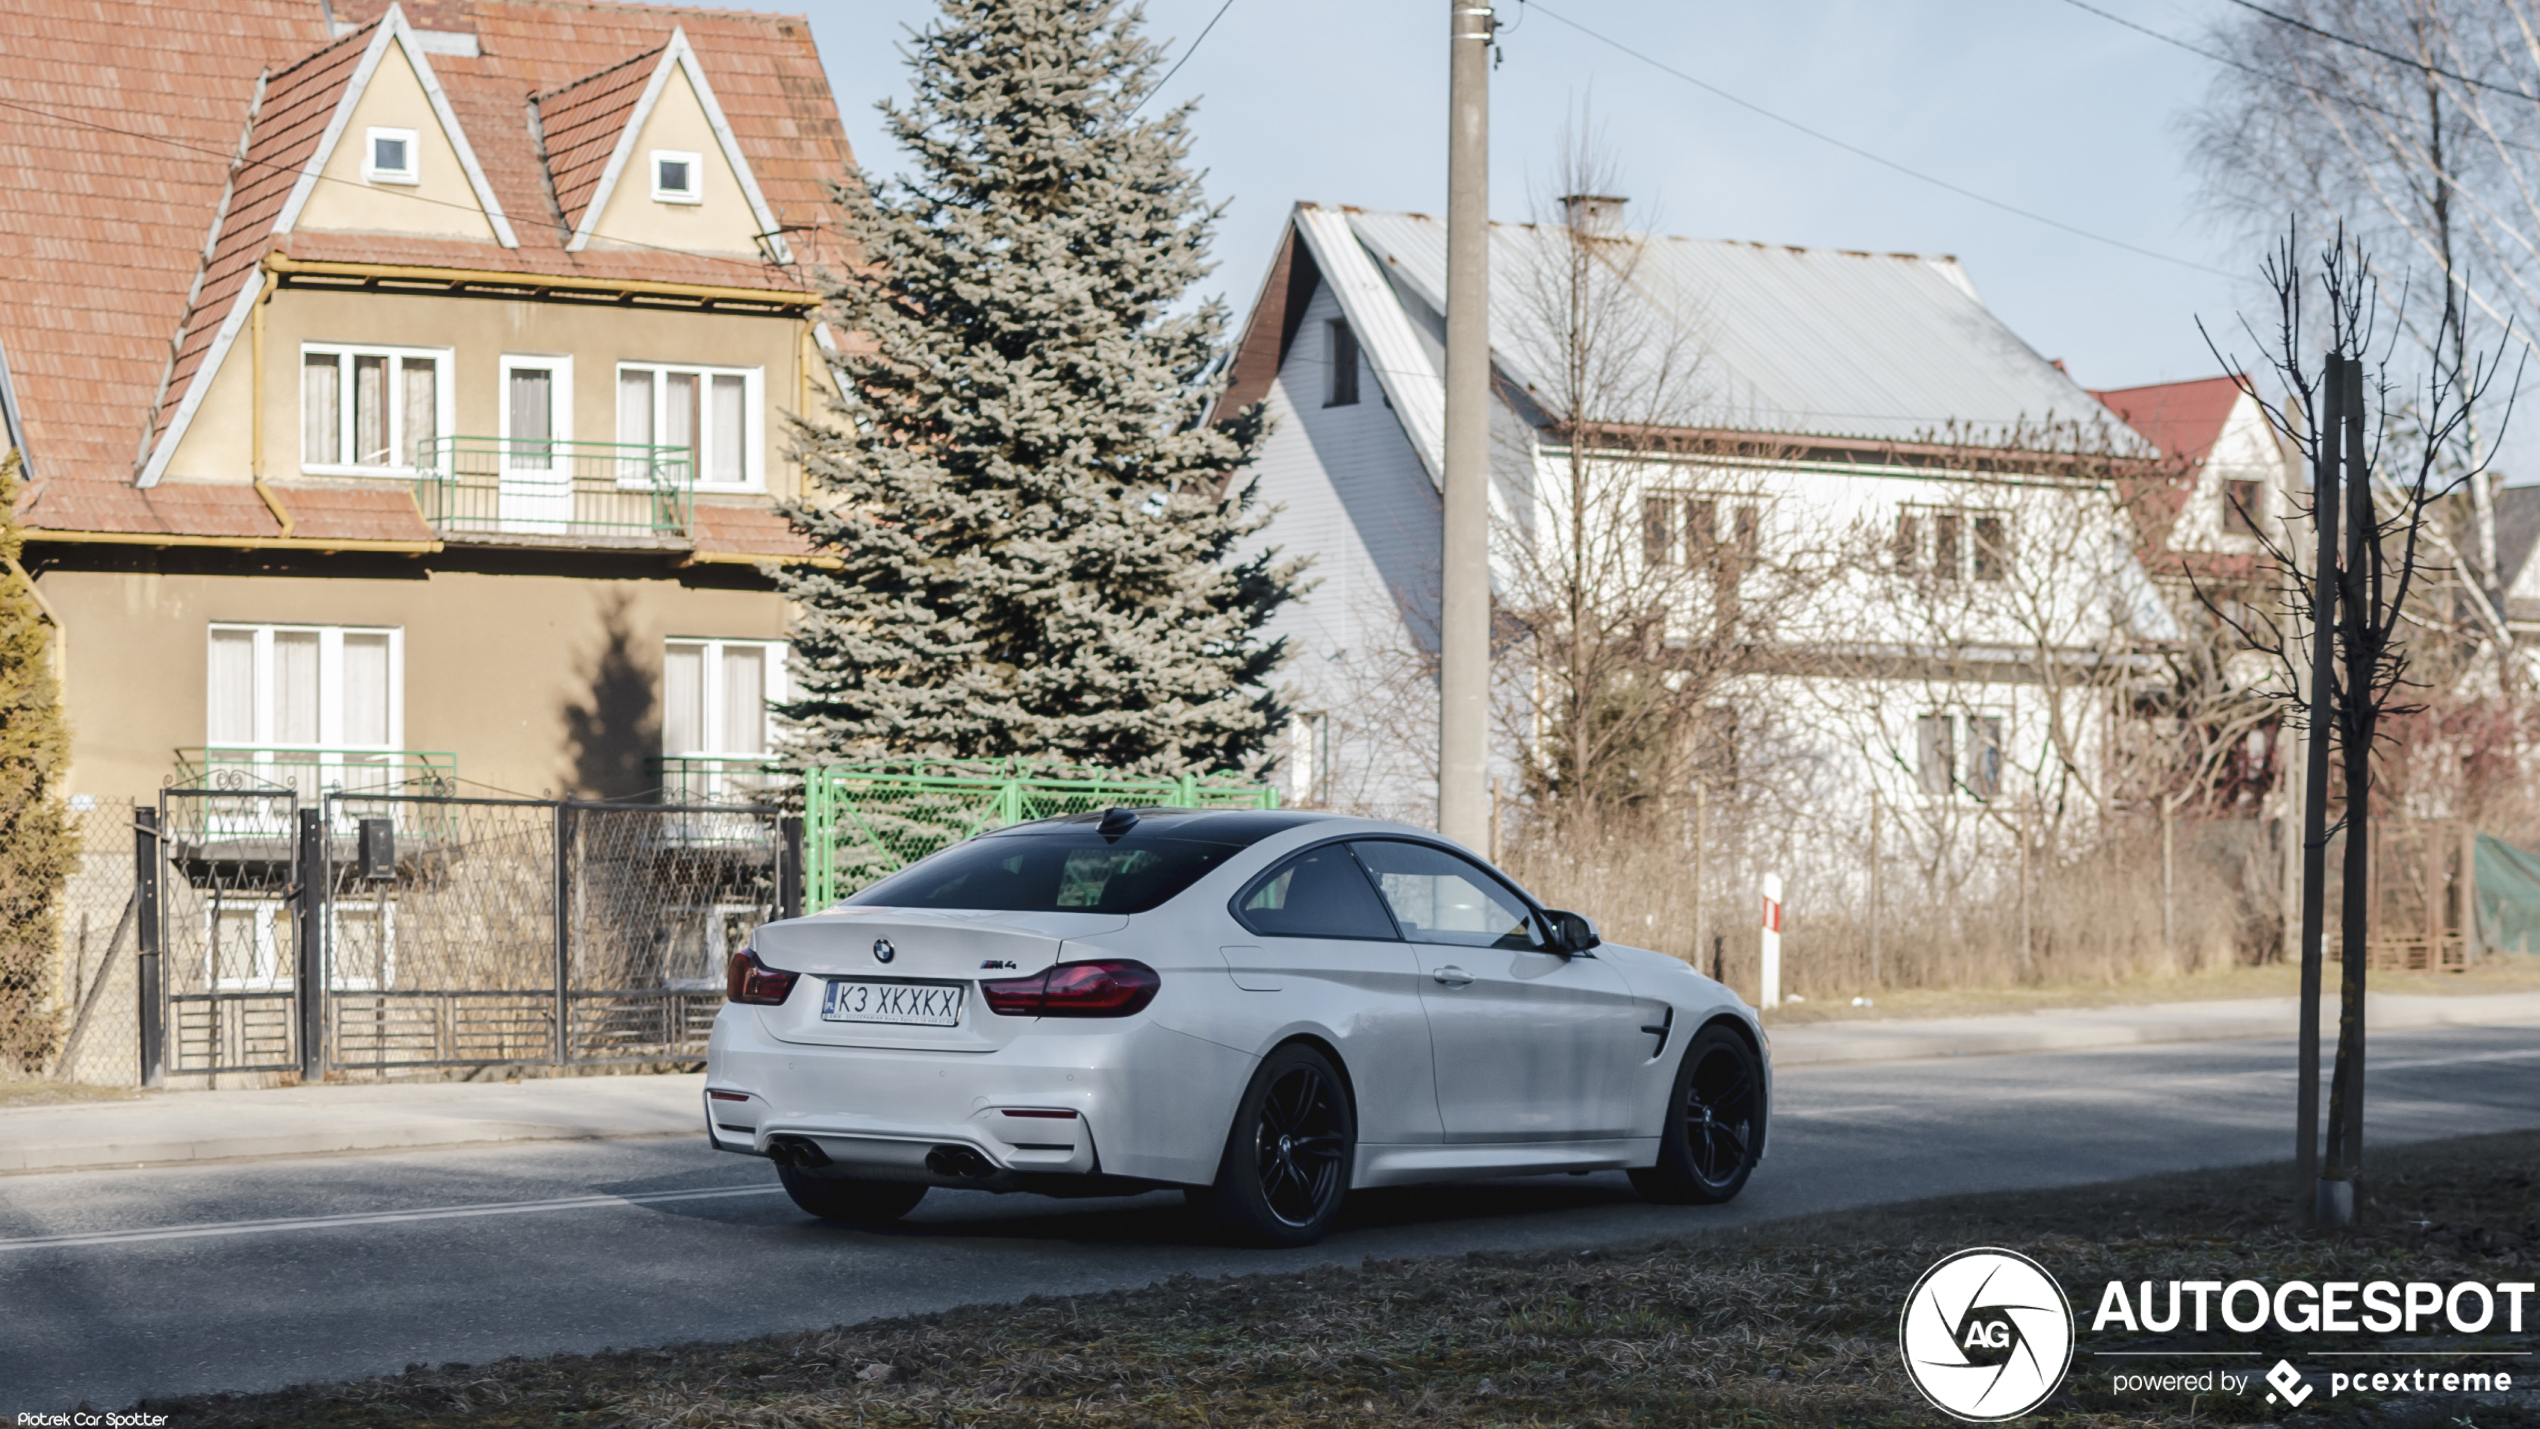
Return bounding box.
[1520,0,2237,279]
[2219,0,2539,102]
[1128,0,1240,119]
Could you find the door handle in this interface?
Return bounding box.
[1431,966,1473,987]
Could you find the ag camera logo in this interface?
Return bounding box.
[1901,1247,2075,1421]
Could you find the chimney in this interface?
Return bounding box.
[1558,193,1628,232]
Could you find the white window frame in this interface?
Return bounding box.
[499,352,573,461]
[615,362,763,489]
[299,343,453,476]
[207,896,292,991]
[651,149,703,204]
[1896,504,2009,583]
[364,126,419,185]
[206,623,406,751]
[1911,709,2006,802]
[661,637,786,757]
[1287,711,1331,806]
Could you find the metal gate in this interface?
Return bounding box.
[142,786,799,1082]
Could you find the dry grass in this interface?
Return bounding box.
[143,1131,2540,1428]
[1763,952,2540,1025]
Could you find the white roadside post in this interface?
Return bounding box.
[1759,872,1783,1010]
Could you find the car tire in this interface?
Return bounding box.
[1629,1021,1765,1206]
[1196,1042,1356,1247]
[776,1163,928,1225]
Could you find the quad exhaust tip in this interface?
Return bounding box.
[925,1144,996,1179]
[765,1135,830,1169]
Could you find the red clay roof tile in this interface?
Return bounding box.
[3,0,852,538]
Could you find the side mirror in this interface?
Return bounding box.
[1544,909,1601,954]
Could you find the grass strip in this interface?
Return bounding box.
[144,1131,2540,1427]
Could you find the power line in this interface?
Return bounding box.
[1520,0,2239,279]
[2221,0,2540,102]
[1128,0,1239,119]
[0,93,807,280]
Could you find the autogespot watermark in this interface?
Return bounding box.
[1900,1247,2077,1421]
[1901,1251,2534,1421]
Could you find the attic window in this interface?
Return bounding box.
[365,127,418,185]
[652,150,702,204]
[2224,479,2263,538]
[1325,319,1359,407]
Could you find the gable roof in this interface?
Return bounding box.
[536,44,663,234]
[0,0,851,525]
[146,7,532,485]
[2089,376,2245,468]
[1221,203,2146,475]
[540,27,789,259]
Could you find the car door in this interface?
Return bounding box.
[1349,839,1648,1141]
[1225,842,1443,1145]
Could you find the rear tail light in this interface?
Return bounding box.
[727,949,800,1006]
[981,959,1160,1018]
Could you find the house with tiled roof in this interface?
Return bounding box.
[0,0,851,803]
[2088,375,2298,595]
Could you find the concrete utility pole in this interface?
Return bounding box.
[1437,0,1493,847]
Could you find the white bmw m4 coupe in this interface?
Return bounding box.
[705,807,1768,1246]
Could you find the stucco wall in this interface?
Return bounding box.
[39,563,788,803]
[163,285,810,494]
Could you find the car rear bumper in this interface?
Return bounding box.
[703,1004,1251,1188]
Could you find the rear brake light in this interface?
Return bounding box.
[981,959,1160,1018]
[727,950,800,1006]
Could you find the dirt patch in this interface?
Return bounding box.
[1763,953,2540,1025]
[135,1131,2540,1427]
[0,1077,141,1109]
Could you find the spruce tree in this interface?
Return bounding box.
[778,0,1301,777]
[0,449,72,1074]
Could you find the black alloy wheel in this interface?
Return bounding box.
[1193,1043,1356,1246]
[777,1162,929,1226]
[1629,1022,1764,1205]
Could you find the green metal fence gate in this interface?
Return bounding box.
[803,759,1280,909]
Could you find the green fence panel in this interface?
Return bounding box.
[802,758,1279,910]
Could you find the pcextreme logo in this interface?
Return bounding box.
[1900,1248,2077,1422]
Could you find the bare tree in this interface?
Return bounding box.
[1492,129,1837,824]
[2203,228,2515,1223]
[2191,0,2534,617]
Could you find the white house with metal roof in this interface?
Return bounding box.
[1218,201,2179,851]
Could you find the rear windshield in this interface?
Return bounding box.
[846,831,1244,914]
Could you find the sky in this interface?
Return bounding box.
[784,0,2265,397]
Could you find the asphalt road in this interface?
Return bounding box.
[8,1022,2540,1411]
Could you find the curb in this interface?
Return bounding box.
[1768,992,2540,1067]
[0,1121,699,1175]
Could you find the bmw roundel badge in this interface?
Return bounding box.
[872,937,896,964]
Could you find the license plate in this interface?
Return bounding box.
[821,978,965,1027]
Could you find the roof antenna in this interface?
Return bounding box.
[317,0,339,33]
[1097,807,1140,837]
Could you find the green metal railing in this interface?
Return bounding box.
[413,437,693,543]
[804,758,1281,909]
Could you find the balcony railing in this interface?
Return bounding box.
[169,748,460,846]
[649,755,787,849]
[652,754,787,805]
[414,437,693,545]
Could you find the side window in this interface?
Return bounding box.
[1349,840,1547,951]
[1235,844,1397,939]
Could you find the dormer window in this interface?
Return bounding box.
[365,127,418,185]
[651,150,701,204]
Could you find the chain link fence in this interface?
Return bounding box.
[36,789,790,1088]
[49,799,143,1086]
